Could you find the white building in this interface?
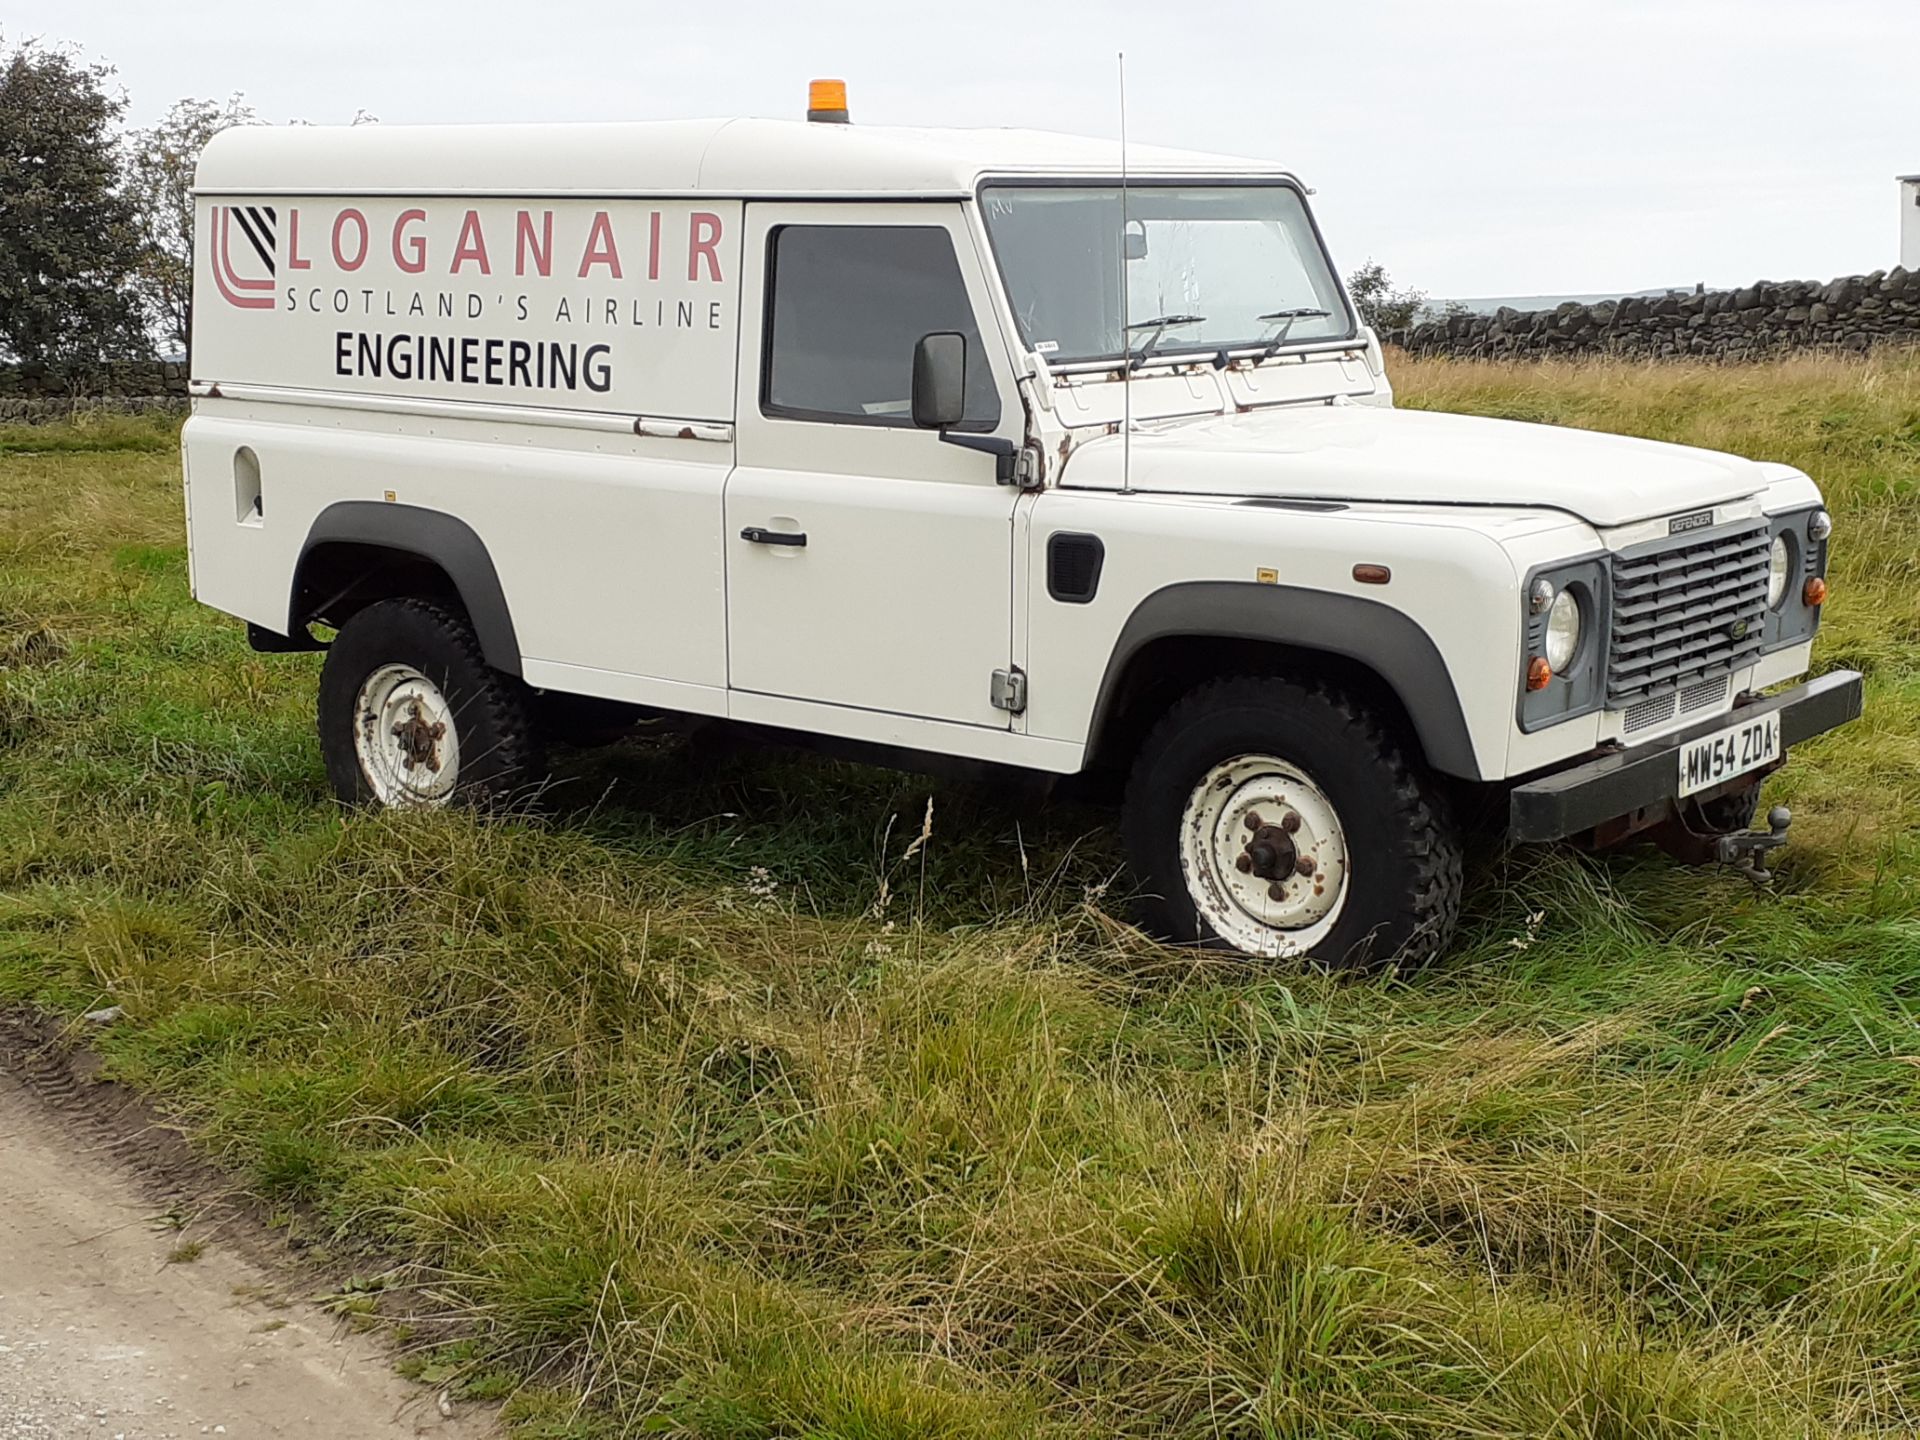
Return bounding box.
[1903,174,1920,270]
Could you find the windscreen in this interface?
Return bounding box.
[981,183,1351,365]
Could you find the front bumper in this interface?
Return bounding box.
[1508,670,1864,844]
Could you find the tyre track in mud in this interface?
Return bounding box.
[0,1011,495,1439]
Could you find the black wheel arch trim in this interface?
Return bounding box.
[291,502,522,676]
[1087,581,1483,781]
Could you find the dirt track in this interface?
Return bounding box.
[0,1039,494,1440]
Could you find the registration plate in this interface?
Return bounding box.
[1677,712,1782,798]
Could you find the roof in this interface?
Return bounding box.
[1902,173,1920,182]
[194,116,1289,198]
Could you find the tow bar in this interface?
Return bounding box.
[1714,805,1795,886]
[1652,803,1794,886]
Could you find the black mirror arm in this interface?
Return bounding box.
[939,431,1019,484]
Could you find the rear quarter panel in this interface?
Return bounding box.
[182,402,732,708]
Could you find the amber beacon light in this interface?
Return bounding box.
[807,79,850,123]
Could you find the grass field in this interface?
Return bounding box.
[2,353,1918,1438]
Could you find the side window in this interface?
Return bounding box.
[764,224,1001,431]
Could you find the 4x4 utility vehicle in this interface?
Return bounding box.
[182,89,1862,966]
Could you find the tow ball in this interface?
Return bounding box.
[1714,805,1794,886]
[1639,801,1794,887]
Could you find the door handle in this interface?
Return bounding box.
[740,526,807,548]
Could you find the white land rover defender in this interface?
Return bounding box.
[182,84,1862,967]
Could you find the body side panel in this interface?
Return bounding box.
[1022,492,1543,780]
[183,402,731,693]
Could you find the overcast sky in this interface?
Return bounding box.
[12,0,1918,298]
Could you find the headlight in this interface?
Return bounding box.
[1761,506,1828,653]
[1767,534,1791,608]
[1518,561,1606,731]
[1545,588,1581,671]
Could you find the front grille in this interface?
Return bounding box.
[1608,519,1769,707]
[1623,693,1677,734]
[1680,675,1729,715]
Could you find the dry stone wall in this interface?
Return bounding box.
[0,359,189,399]
[1388,268,1920,360]
[0,361,189,423]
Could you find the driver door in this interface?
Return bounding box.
[724,204,1024,728]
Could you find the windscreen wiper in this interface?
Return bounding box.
[1248,307,1332,363]
[1124,313,1207,372]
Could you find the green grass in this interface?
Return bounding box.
[0,406,181,456]
[2,352,1918,1437]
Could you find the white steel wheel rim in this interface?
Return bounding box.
[1177,754,1351,959]
[352,663,461,808]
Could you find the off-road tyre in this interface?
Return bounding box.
[318,598,539,808]
[1123,675,1463,970]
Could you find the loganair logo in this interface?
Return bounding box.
[211,204,278,309]
[206,202,733,402]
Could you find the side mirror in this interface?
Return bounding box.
[1123,219,1148,261]
[911,331,967,429]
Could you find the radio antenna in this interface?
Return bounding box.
[1118,50,1133,496]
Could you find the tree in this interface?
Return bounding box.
[1345,259,1428,335]
[0,35,150,369]
[125,94,260,354]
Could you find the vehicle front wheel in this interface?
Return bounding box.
[317,598,538,808]
[1123,676,1463,969]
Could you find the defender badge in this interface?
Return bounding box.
[1669,510,1714,535]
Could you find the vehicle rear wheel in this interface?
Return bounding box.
[318,598,537,808]
[1123,676,1463,969]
